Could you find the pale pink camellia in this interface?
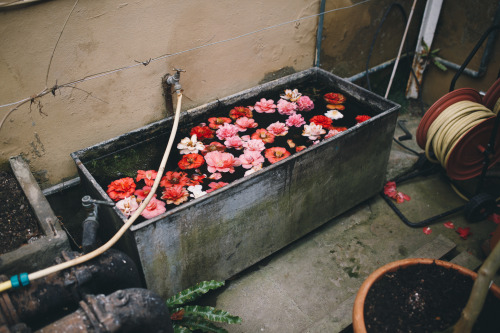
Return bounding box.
[136,170,157,186]
[254,98,277,113]
[251,128,275,144]
[266,121,289,136]
[216,123,240,140]
[141,197,167,219]
[235,117,258,131]
[204,151,242,173]
[240,135,251,142]
[238,150,265,169]
[277,99,298,116]
[302,123,326,140]
[224,135,244,150]
[134,186,152,201]
[286,114,306,128]
[280,89,301,102]
[206,181,229,193]
[209,172,222,180]
[324,129,341,139]
[296,95,314,111]
[242,139,266,152]
[116,196,139,217]
[160,185,189,206]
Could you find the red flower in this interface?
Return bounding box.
[206,181,229,193]
[190,173,207,185]
[443,221,455,229]
[265,147,291,164]
[208,117,232,129]
[134,186,152,201]
[324,93,346,104]
[229,106,253,120]
[310,115,333,129]
[423,227,432,235]
[178,153,205,170]
[332,126,347,132]
[107,177,136,201]
[456,227,472,240]
[190,125,214,140]
[201,141,226,155]
[161,185,189,205]
[160,171,190,188]
[395,192,411,203]
[355,115,371,123]
[296,146,307,152]
[136,170,157,186]
[251,128,275,144]
[326,104,346,111]
[383,181,397,198]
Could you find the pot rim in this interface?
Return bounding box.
[352,258,500,333]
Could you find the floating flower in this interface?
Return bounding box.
[190,125,214,140]
[161,185,189,205]
[310,115,333,129]
[204,151,241,173]
[280,89,302,102]
[287,139,295,148]
[229,106,253,120]
[239,150,264,169]
[325,110,344,120]
[187,185,207,199]
[265,147,291,164]
[160,171,190,188]
[208,117,232,129]
[244,164,262,176]
[327,104,345,111]
[116,196,139,217]
[201,141,226,155]
[286,114,306,127]
[332,126,348,132]
[206,181,229,193]
[107,177,136,201]
[355,115,371,123]
[235,117,258,131]
[324,129,341,139]
[134,186,152,201]
[251,128,275,144]
[302,123,326,140]
[190,173,206,185]
[457,227,472,240]
[266,121,289,136]
[296,146,307,152]
[297,95,314,111]
[423,227,432,235]
[444,221,455,229]
[224,135,244,150]
[240,135,251,142]
[141,197,167,219]
[136,170,157,186]
[242,139,266,152]
[177,135,205,155]
[324,92,346,104]
[216,123,240,140]
[277,99,298,116]
[254,98,277,113]
[178,153,205,170]
[209,172,222,180]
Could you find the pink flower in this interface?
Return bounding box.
[266,121,289,136]
[265,147,291,164]
[242,139,266,152]
[395,192,411,203]
[209,172,222,180]
[116,196,139,217]
[141,197,167,219]
[239,150,265,169]
[224,136,244,150]
[296,96,314,111]
[136,170,157,186]
[254,98,277,113]
[160,185,189,206]
[324,129,341,139]
[302,123,326,140]
[204,151,242,173]
[235,117,258,131]
[206,181,229,193]
[286,114,306,127]
[277,99,297,116]
[356,115,371,123]
[251,128,275,144]
[423,227,432,235]
[134,186,152,201]
[216,123,240,140]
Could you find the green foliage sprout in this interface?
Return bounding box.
[420,40,447,71]
[166,280,242,333]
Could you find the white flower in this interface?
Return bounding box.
[177,134,205,155]
[325,110,344,120]
[280,89,302,102]
[302,123,326,140]
[187,185,207,199]
[116,196,139,217]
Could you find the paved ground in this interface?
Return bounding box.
[196,111,500,332]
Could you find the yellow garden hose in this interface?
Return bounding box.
[0,92,183,293]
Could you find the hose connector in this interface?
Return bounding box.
[165,68,185,94]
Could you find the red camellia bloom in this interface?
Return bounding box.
[251,128,275,144]
[355,115,371,123]
[456,227,472,240]
[332,126,347,132]
[208,117,232,129]
[265,147,291,164]
[178,153,205,170]
[190,173,207,185]
[190,125,214,140]
[136,170,157,186]
[206,181,229,193]
[201,141,226,155]
[107,177,136,201]
[160,171,191,188]
[324,92,346,104]
[161,185,189,205]
[310,115,333,129]
[229,106,253,120]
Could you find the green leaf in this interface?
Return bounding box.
[166,281,225,309]
[180,305,242,324]
[173,324,192,333]
[179,318,228,333]
[433,59,447,71]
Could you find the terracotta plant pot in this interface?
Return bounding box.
[352,258,500,333]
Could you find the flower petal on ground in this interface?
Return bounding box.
[443,221,455,229]
[456,227,472,240]
[423,227,432,235]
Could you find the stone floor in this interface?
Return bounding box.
[194,111,500,332]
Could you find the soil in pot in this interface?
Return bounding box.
[0,171,42,254]
[364,262,500,332]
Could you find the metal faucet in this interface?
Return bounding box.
[165,68,185,94]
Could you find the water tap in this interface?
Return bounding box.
[81,196,114,253]
[165,68,185,94]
